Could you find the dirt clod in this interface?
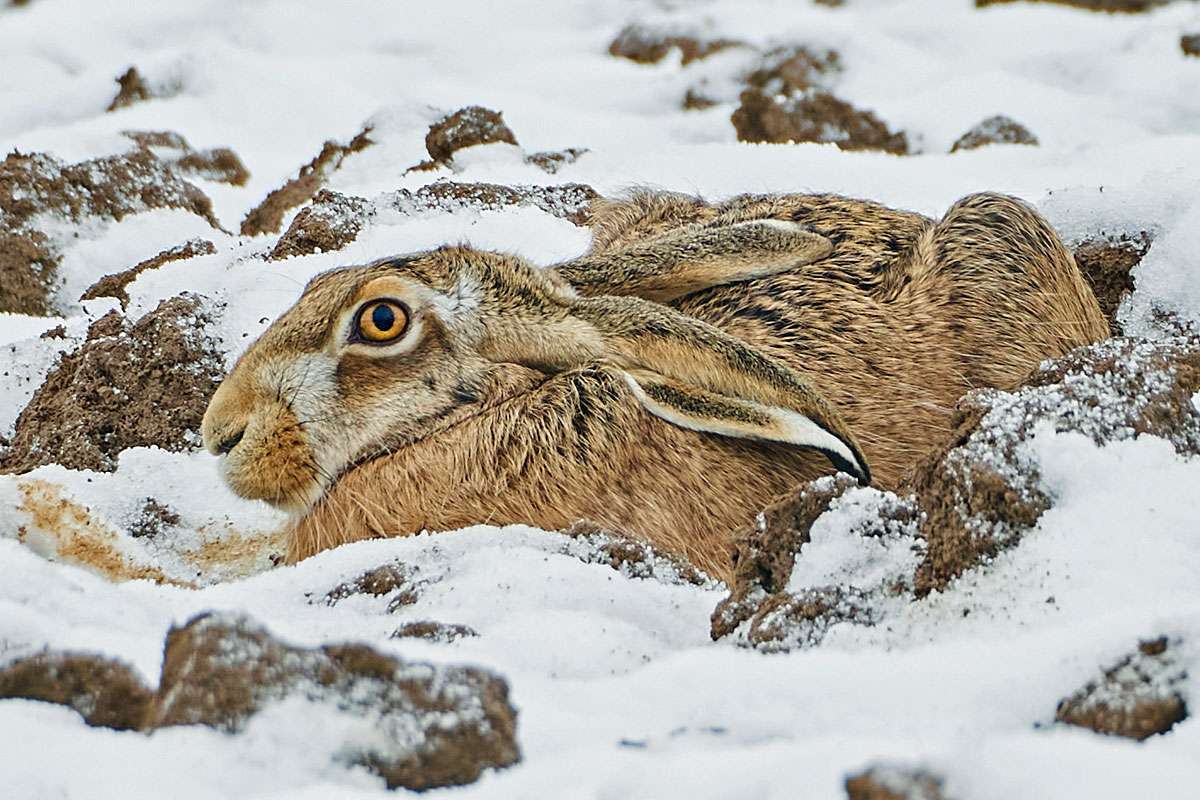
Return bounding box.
[745,46,842,95]
[1183,34,1200,56]
[425,107,517,164]
[1,294,225,473]
[524,147,587,174]
[1072,233,1151,335]
[392,622,479,643]
[732,89,909,154]
[1,614,521,791]
[976,0,1172,10]
[0,651,153,730]
[123,130,250,186]
[845,765,948,800]
[240,126,373,236]
[107,67,153,111]
[561,520,716,587]
[127,497,181,539]
[1055,636,1188,740]
[608,25,743,65]
[396,181,599,226]
[269,190,369,260]
[81,238,215,308]
[950,115,1038,152]
[323,563,420,607]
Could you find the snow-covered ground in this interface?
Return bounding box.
[2,0,1200,797]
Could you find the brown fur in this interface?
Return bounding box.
[211,190,1107,583]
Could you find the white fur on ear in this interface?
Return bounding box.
[622,370,870,485]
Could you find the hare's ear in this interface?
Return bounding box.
[622,368,870,483]
[554,219,832,302]
[570,296,871,485]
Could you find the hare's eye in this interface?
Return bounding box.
[354,300,409,344]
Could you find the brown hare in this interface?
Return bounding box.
[202,190,1107,581]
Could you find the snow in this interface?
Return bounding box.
[3,0,1200,797]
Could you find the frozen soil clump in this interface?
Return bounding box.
[106,66,181,112]
[0,613,521,791]
[1055,636,1188,740]
[425,106,517,164]
[950,115,1038,152]
[123,130,250,186]
[607,24,744,65]
[975,0,1174,10]
[81,238,215,308]
[392,622,479,643]
[320,562,424,611]
[240,125,373,236]
[844,765,949,800]
[732,89,909,153]
[560,520,718,588]
[270,182,597,259]
[0,149,218,315]
[714,336,1200,649]
[1183,34,1200,57]
[1071,233,1151,335]
[0,294,225,473]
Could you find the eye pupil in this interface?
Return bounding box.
[371,304,395,332]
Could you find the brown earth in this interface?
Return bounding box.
[123,130,250,186]
[0,294,225,473]
[126,497,181,539]
[81,238,215,308]
[560,520,716,587]
[744,46,842,95]
[845,765,948,800]
[392,622,479,642]
[240,126,373,236]
[425,106,517,164]
[950,115,1038,152]
[0,148,218,315]
[322,562,422,610]
[268,189,369,260]
[1183,34,1200,56]
[1056,636,1188,739]
[1071,233,1150,335]
[525,147,587,174]
[977,0,1173,10]
[0,613,521,791]
[607,25,744,65]
[732,89,909,154]
[107,67,153,111]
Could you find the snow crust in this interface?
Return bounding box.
[3,0,1200,797]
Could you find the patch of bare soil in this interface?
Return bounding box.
[1,294,225,473]
[126,497,181,539]
[950,115,1038,152]
[1055,636,1188,740]
[732,88,909,153]
[123,130,250,186]
[0,613,521,791]
[240,125,373,236]
[977,0,1173,10]
[81,238,215,308]
[321,562,423,611]
[425,106,517,164]
[560,520,717,587]
[524,147,587,174]
[608,24,744,65]
[392,622,479,643]
[744,46,843,94]
[1072,233,1151,335]
[1183,34,1200,56]
[845,765,949,800]
[0,148,218,314]
[268,189,369,260]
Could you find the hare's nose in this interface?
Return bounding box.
[202,377,251,457]
[216,428,245,455]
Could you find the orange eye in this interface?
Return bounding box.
[355,300,409,344]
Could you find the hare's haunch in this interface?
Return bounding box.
[203,191,1106,581]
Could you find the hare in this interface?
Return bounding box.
[203,190,1107,581]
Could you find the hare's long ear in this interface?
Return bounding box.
[572,296,872,485]
[553,219,832,302]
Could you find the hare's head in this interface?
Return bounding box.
[202,245,869,514]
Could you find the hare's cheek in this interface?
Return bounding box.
[221,404,320,512]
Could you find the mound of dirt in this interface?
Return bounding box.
[711,476,921,650]
[108,67,158,112]
[745,46,842,95]
[1184,34,1200,56]
[0,148,218,315]
[0,652,153,730]
[950,115,1038,152]
[268,189,369,260]
[845,765,948,800]
[425,106,517,164]
[1072,233,1151,335]
[321,562,423,611]
[732,89,910,154]
[81,238,215,308]
[713,335,1200,648]
[126,497,181,539]
[0,613,521,791]
[976,0,1172,10]
[560,520,717,587]
[0,294,225,474]
[240,125,373,236]
[392,622,479,642]
[1055,636,1188,740]
[123,130,250,186]
[607,24,743,65]
[525,147,587,174]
